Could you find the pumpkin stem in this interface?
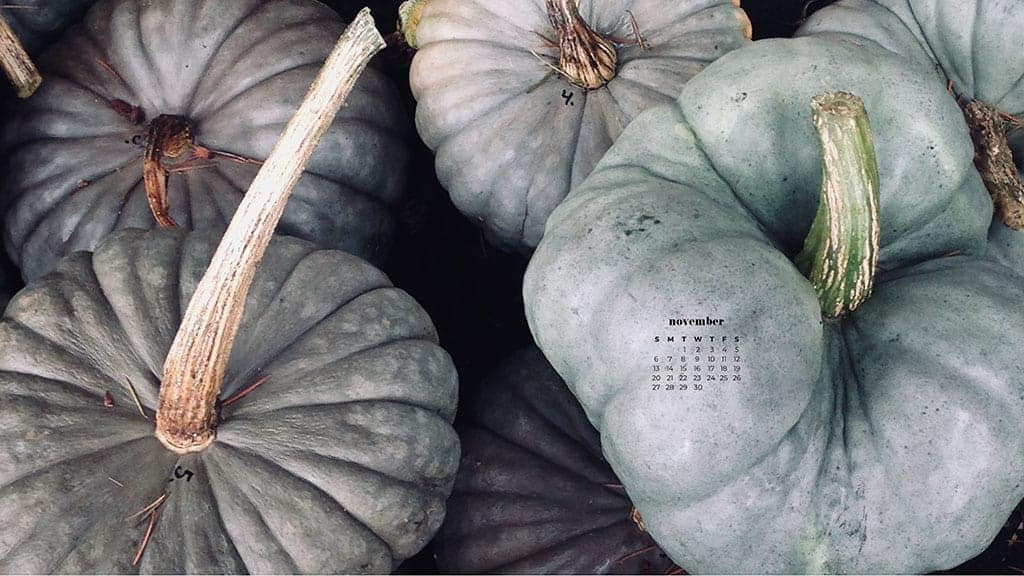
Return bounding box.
[143,115,195,228]
[795,91,881,319]
[960,99,1024,230]
[545,0,617,90]
[397,0,427,50]
[0,11,41,98]
[154,8,386,454]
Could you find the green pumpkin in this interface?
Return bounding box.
[523,36,1024,573]
[409,0,751,252]
[1,0,409,281]
[796,0,1024,269]
[435,347,676,574]
[0,229,459,573]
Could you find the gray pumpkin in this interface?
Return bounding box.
[0,228,459,573]
[409,0,751,252]
[523,36,1024,573]
[435,347,676,574]
[1,0,95,55]
[1,0,409,281]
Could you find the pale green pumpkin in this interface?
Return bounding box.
[524,35,1024,573]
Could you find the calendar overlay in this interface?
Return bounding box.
[648,316,744,392]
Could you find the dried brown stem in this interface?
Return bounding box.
[143,115,194,228]
[961,99,1024,229]
[0,11,40,97]
[154,8,385,454]
[545,0,616,90]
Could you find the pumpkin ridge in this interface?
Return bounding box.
[475,416,616,490]
[462,424,623,498]
[451,487,629,515]
[66,25,140,104]
[88,229,182,383]
[224,287,414,395]
[191,58,322,124]
[201,447,304,573]
[182,14,327,115]
[3,268,155,394]
[207,442,398,563]
[423,69,536,152]
[490,516,641,572]
[0,435,153,505]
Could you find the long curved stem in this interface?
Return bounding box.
[795,91,881,319]
[154,9,385,454]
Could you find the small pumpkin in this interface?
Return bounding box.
[524,36,1024,573]
[434,347,676,575]
[409,0,751,252]
[0,0,94,55]
[1,0,409,281]
[796,0,1024,268]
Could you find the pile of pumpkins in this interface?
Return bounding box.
[0,0,1022,573]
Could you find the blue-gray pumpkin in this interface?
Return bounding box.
[0,228,459,573]
[1,0,409,281]
[524,35,1024,573]
[409,0,751,252]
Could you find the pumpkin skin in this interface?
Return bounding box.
[796,0,1024,270]
[434,347,676,574]
[409,0,751,252]
[1,0,95,55]
[0,228,459,573]
[523,36,1024,574]
[1,0,409,281]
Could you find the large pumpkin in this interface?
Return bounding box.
[0,228,459,572]
[434,347,676,574]
[0,0,409,281]
[409,0,751,252]
[523,35,1024,573]
[796,0,1024,269]
[0,0,94,55]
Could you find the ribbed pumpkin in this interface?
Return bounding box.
[435,347,676,574]
[524,35,1024,573]
[0,228,460,573]
[409,0,751,251]
[1,0,409,281]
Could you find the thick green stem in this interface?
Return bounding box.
[795,91,880,319]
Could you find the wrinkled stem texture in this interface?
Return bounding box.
[961,100,1024,230]
[0,11,41,97]
[155,8,385,454]
[545,0,616,90]
[795,91,880,319]
[143,115,194,228]
[398,0,427,49]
